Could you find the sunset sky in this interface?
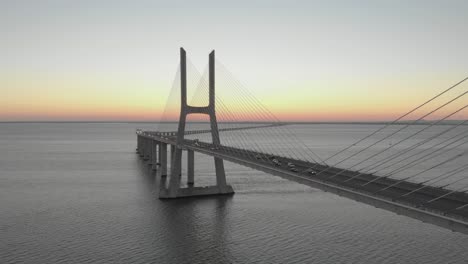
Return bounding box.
[1,0,467,122]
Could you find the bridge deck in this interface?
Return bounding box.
[138,131,468,234]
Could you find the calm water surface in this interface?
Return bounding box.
[1,123,467,264]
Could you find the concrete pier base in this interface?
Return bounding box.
[159,184,234,199]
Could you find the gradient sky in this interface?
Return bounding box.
[1,0,467,121]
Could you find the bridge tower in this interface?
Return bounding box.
[159,48,235,198]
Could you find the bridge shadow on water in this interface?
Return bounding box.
[135,158,235,263]
[157,195,234,263]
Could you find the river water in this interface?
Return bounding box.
[1,123,467,263]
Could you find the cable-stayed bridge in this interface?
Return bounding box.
[136,48,468,235]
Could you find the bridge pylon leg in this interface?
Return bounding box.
[159,48,234,199]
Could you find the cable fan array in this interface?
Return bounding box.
[155,56,467,210]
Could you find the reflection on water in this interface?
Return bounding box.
[1,123,468,264]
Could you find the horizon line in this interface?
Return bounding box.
[1,120,466,125]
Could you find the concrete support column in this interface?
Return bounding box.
[152,142,158,171]
[144,138,150,160]
[170,145,175,167]
[142,138,146,159]
[141,137,144,157]
[139,136,142,153]
[149,140,154,165]
[187,150,194,185]
[151,141,158,170]
[160,143,167,176]
[157,142,162,165]
[136,135,139,153]
[147,138,151,161]
[169,145,182,177]
[138,136,143,157]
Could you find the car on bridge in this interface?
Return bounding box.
[272,159,281,166]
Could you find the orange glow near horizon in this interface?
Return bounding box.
[1,72,467,122]
[2,100,466,122]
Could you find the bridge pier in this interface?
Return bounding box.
[137,136,144,157]
[148,139,154,165]
[144,138,151,161]
[170,144,175,167]
[135,49,234,199]
[151,140,158,171]
[158,48,234,199]
[136,135,140,154]
[160,143,167,177]
[169,144,181,177]
[187,149,194,185]
[140,137,145,157]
